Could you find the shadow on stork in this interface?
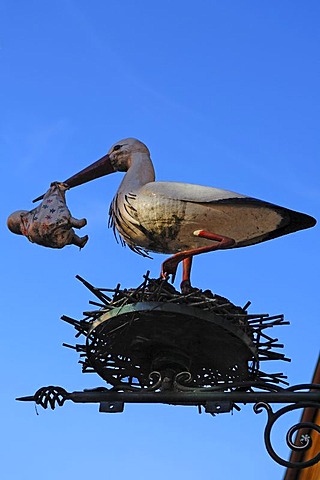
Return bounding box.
[34,138,316,292]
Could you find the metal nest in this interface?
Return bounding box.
[61,271,290,391]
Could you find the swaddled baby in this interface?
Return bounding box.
[7,182,88,249]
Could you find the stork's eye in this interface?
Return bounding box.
[113,145,122,151]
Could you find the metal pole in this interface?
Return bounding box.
[64,390,320,405]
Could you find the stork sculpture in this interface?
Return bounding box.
[35,138,316,291]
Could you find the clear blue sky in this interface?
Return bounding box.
[1,1,319,479]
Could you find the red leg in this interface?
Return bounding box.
[161,230,235,283]
[180,257,193,293]
[182,256,193,283]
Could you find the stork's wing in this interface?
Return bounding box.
[139,181,247,203]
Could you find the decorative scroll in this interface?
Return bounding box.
[254,389,320,468]
[33,386,68,410]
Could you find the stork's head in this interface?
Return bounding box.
[63,138,149,188]
[107,138,150,172]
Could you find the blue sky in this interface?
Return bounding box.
[1,2,319,479]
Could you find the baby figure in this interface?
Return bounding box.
[7,182,88,249]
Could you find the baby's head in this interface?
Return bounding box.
[7,211,28,235]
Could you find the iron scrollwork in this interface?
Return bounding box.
[254,390,320,469]
[33,386,68,410]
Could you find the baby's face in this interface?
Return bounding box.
[7,210,28,235]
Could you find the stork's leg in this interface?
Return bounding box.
[180,257,193,293]
[161,230,235,284]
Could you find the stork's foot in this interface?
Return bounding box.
[180,280,199,295]
[161,257,180,283]
[162,261,198,293]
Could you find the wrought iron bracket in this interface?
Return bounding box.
[16,275,320,470]
[17,383,320,469]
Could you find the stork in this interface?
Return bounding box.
[36,138,316,291]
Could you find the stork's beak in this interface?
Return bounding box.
[33,153,115,203]
[64,153,115,188]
